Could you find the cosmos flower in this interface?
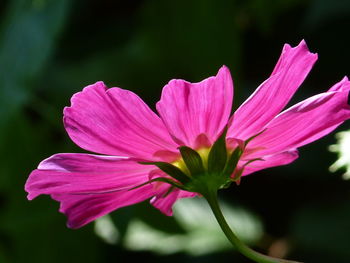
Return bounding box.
[25,40,350,229]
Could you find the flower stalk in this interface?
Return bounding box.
[203,190,302,263]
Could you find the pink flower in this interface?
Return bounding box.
[25,40,350,229]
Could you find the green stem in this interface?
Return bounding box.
[203,190,302,263]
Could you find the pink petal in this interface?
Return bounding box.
[329,76,350,92]
[157,66,233,147]
[241,150,299,176]
[64,82,177,159]
[151,186,197,216]
[229,40,318,140]
[247,77,350,157]
[52,185,154,228]
[25,153,153,200]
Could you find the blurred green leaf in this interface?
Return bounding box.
[0,0,70,135]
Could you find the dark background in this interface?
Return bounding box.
[1,0,350,262]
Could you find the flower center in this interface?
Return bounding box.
[144,131,244,194]
[172,147,210,175]
[140,128,264,195]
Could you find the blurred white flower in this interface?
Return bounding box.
[94,214,120,244]
[95,198,263,256]
[329,130,350,179]
[123,198,263,256]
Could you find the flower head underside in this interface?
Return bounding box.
[25,40,350,229]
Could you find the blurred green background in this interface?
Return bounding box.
[1,0,350,262]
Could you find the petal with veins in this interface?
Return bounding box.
[64,82,177,159]
[229,40,317,140]
[248,78,350,157]
[25,153,153,200]
[157,66,233,147]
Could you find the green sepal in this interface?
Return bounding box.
[128,177,186,191]
[243,158,264,167]
[220,178,234,189]
[231,158,264,183]
[140,161,190,184]
[244,129,266,147]
[232,168,243,182]
[163,186,176,197]
[223,147,243,176]
[179,146,205,176]
[208,127,228,174]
